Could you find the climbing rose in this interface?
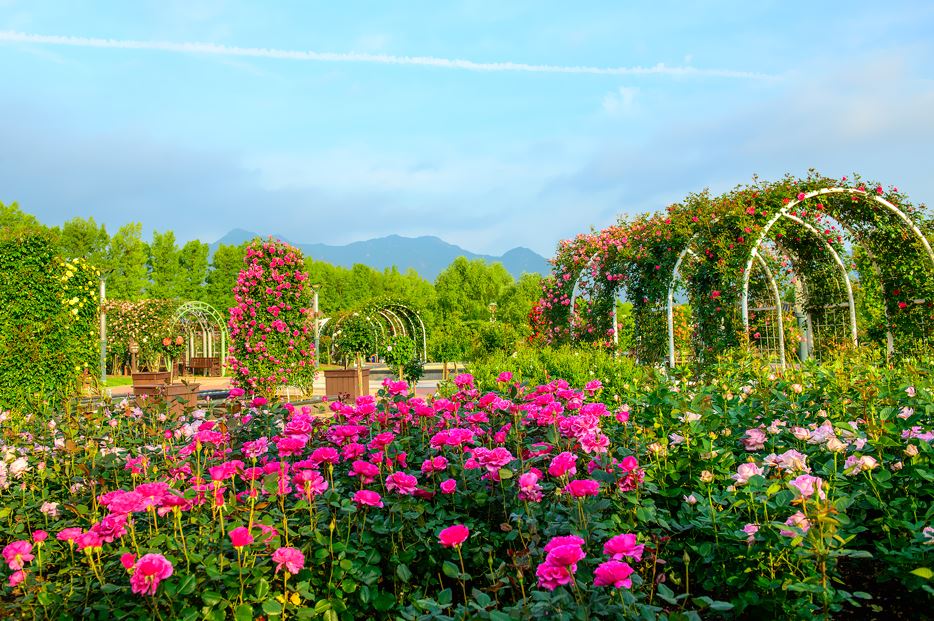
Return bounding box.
[439,479,457,494]
[129,554,174,596]
[438,524,470,548]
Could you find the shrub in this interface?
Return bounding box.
[227,239,316,398]
[0,230,99,411]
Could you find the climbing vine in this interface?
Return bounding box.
[533,171,934,363]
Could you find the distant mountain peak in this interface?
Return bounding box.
[210,230,549,280]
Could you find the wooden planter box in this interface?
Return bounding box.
[132,371,171,389]
[133,381,200,416]
[324,368,370,402]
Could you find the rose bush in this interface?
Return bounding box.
[0,351,931,618]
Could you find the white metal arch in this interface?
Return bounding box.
[666,208,857,366]
[385,303,428,361]
[741,213,858,348]
[172,300,229,375]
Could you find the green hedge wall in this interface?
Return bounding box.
[0,229,100,412]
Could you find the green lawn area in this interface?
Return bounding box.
[104,375,134,388]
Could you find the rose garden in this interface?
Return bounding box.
[0,172,932,619]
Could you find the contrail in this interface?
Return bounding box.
[0,31,775,80]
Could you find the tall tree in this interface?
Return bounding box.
[107,223,148,300]
[0,201,44,232]
[205,243,247,313]
[178,239,210,300]
[147,230,181,298]
[58,216,110,272]
[434,257,513,322]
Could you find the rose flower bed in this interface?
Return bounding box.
[2,355,933,619]
[0,374,690,620]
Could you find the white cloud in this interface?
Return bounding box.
[602,86,638,116]
[0,30,776,79]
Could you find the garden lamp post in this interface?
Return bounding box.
[99,276,107,385]
[129,338,140,374]
[311,283,322,370]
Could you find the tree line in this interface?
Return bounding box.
[1,202,543,360]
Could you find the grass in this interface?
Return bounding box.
[104,375,134,388]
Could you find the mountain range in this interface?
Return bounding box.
[211,229,551,281]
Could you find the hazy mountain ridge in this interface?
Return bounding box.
[211,230,550,280]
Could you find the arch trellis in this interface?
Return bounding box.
[322,300,428,362]
[172,301,229,375]
[533,173,934,364]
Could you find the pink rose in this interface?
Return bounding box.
[272,547,305,575]
[129,553,174,596]
[593,560,635,588]
[438,524,470,548]
[229,526,254,548]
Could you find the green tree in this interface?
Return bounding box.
[434,257,513,322]
[333,313,378,394]
[58,216,111,272]
[178,240,210,300]
[205,243,247,313]
[108,223,148,300]
[498,272,543,336]
[147,230,181,298]
[0,202,44,232]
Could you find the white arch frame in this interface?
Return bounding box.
[742,213,858,349]
[666,207,860,367]
[740,187,934,349]
[172,301,229,375]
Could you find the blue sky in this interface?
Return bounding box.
[1,1,933,257]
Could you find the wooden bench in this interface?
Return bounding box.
[186,357,221,376]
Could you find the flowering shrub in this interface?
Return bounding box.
[1,352,932,618]
[0,231,100,411]
[103,298,179,371]
[227,238,316,398]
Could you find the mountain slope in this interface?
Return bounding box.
[210,231,550,281]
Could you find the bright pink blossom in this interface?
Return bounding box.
[438,524,470,548]
[129,553,174,596]
[272,546,305,575]
[2,541,33,570]
[604,534,644,562]
[352,490,384,508]
[593,560,635,588]
[229,526,254,548]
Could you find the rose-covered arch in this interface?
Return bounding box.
[533,172,934,364]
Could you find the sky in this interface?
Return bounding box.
[1,1,933,258]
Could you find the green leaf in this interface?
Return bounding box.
[202,590,223,607]
[911,567,933,579]
[234,604,254,621]
[498,467,514,480]
[255,578,270,600]
[442,560,460,578]
[396,563,413,582]
[262,600,283,616]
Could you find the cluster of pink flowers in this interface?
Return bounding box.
[226,239,316,396]
[535,532,641,591]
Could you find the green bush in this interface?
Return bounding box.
[0,229,99,412]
